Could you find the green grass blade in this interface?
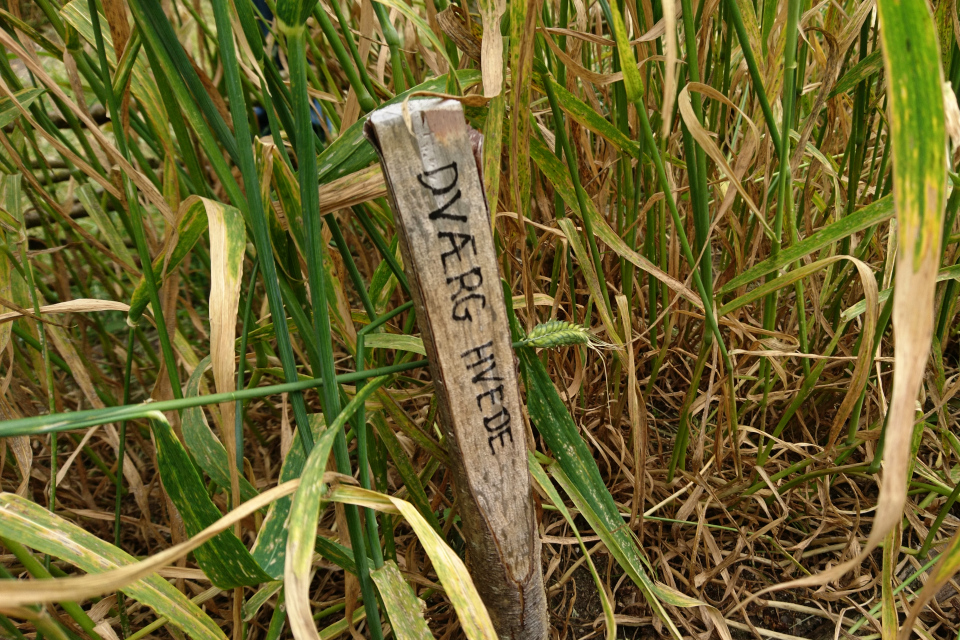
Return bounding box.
[75,184,136,271]
[830,49,883,98]
[0,361,427,438]
[182,357,259,505]
[538,73,639,158]
[372,0,452,69]
[317,70,481,182]
[717,195,894,295]
[0,88,45,128]
[369,409,444,532]
[129,0,239,161]
[151,416,273,588]
[60,0,174,152]
[527,458,616,640]
[363,333,426,355]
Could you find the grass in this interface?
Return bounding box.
[0,0,958,637]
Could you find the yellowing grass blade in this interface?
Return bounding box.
[678,83,765,225]
[206,197,246,511]
[329,486,499,640]
[882,528,899,640]
[606,0,642,102]
[0,492,227,640]
[370,561,433,640]
[876,0,947,569]
[0,482,298,607]
[0,175,19,358]
[508,0,539,245]
[0,299,131,324]
[482,93,505,218]
[284,424,341,640]
[285,380,388,640]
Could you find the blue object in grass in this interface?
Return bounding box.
[253,101,330,140]
[248,0,330,140]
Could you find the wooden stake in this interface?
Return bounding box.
[366,99,547,640]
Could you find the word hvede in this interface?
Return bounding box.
[418,161,513,455]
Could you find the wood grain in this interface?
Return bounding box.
[366,99,547,640]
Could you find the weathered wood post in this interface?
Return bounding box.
[366,99,547,640]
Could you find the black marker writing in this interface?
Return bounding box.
[447,267,486,322]
[461,341,503,383]
[417,162,458,195]
[461,343,514,454]
[438,232,477,272]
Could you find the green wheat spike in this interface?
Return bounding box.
[519,320,591,349]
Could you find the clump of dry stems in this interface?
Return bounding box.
[0,0,958,638]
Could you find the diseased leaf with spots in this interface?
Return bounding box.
[250,412,327,578]
[371,561,433,640]
[151,417,273,588]
[181,357,259,505]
